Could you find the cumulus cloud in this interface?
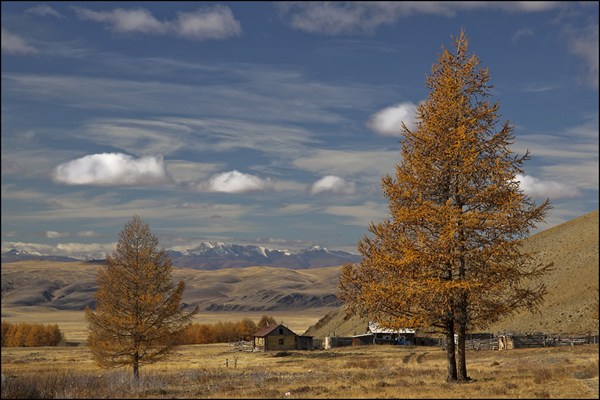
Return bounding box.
[195,170,273,194]
[367,102,418,136]
[26,5,63,18]
[53,153,170,186]
[1,28,37,54]
[309,175,356,195]
[72,5,241,40]
[516,174,583,199]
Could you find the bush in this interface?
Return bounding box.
[1,321,63,347]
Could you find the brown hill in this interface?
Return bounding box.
[0,261,341,312]
[305,210,599,337]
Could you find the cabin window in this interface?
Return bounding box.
[278,339,284,345]
[279,328,284,335]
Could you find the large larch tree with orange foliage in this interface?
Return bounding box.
[86,215,198,380]
[339,30,551,382]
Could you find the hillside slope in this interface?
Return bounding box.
[1,263,342,312]
[305,210,599,337]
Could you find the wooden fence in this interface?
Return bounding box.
[443,334,599,350]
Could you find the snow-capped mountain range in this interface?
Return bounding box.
[1,242,361,270]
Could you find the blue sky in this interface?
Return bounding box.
[2,1,598,259]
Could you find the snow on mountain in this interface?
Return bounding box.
[2,242,361,270]
[164,242,359,269]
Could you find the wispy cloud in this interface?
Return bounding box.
[193,170,273,194]
[39,230,69,239]
[309,175,356,195]
[323,201,389,227]
[1,241,116,259]
[562,20,599,88]
[53,153,170,186]
[514,118,599,190]
[278,2,564,35]
[512,27,534,42]
[26,5,64,18]
[293,149,398,179]
[77,230,102,238]
[72,5,241,41]
[1,28,37,55]
[367,102,417,136]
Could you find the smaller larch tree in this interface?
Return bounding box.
[86,215,198,380]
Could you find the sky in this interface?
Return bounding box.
[1,1,598,259]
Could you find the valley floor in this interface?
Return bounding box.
[1,343,598,398]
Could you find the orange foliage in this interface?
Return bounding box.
[1,322,63,347]
[339,30,551,382]
[177,316,268,345]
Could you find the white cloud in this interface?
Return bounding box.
[43,230,69,239]
[1,28,37,54]
[26,5,63,18]
[53,153,170,186]
[309,175,356,195]
[196,170,273,194]
[367,102,418,136]
[72,5,241,41]
[516,174,583,200]
[278,2,564,35]
[174,6,242,40]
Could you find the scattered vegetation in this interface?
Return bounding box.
[1,321,63,347]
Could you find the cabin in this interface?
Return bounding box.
[252,323,314,351]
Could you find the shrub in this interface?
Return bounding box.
[1,322,63,347]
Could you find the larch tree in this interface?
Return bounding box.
[86,215,198,380]
[339,30,552,382]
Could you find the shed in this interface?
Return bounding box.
[252,324,314,351]
[367,322,415,345]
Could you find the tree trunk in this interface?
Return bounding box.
[445,319,457,382]
[133,352,140,380]
[456,316,469,381]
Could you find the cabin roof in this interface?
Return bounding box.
[253,323,298,337]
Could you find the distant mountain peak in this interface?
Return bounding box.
[2,242,360,270]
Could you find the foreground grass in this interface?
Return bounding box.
[1,343,598,398]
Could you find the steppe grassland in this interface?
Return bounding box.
[2,343,598,398]
[0,306,332,344]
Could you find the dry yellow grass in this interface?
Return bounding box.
[1,343,598,398]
